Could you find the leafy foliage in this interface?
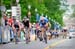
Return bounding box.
[1,0,68,26]
[71,5,75,17]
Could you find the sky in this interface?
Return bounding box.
[67,0,75,5]
[63,0,75,27]
[64,0,75,15]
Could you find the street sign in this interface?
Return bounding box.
[16,0,19,3]
[12,6,17,16]
[12,6,21,20]
[16,6,21,17]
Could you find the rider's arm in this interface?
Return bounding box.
[12,23,16,33]
[29,23,32,29]
[12,23,15,30]
[18,22,21,30]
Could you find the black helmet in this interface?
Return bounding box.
[24,16,27,19]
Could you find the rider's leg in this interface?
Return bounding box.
[43,28,47,43]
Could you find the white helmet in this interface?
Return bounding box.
[40,16,44,20]
[16,20,19,22]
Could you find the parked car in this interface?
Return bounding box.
[68,29,75,39]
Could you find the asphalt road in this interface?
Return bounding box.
[49,38,75,49]
[0,37,75,49]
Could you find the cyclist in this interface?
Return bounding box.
[35,21,40,40]
[39,16,49,43]
[12,18,21,44]
[22,17,31,44]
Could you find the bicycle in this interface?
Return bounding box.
[24,27,30,44]
[14,28,19,44]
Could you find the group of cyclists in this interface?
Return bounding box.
[2,12,52,44]
[2,13,69,45]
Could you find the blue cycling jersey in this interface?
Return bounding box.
[39,17,48,27]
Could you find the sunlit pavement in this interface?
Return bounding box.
[48,38,75,49]
[0,34,75,49]
[0,36,75,49]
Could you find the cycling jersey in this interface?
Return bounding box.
[14,21,19,29]
[22,20,29,28]
[39,17,48,27]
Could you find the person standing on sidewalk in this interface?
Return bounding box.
[62,29,68,39]
[8,16,14,41]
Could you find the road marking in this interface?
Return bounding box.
[44,39,67,49]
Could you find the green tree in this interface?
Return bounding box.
[44,0,67,26]
[2,0,68,26]
[0,0,2,20]
[2,0,11,9]
[71,5,75,17]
